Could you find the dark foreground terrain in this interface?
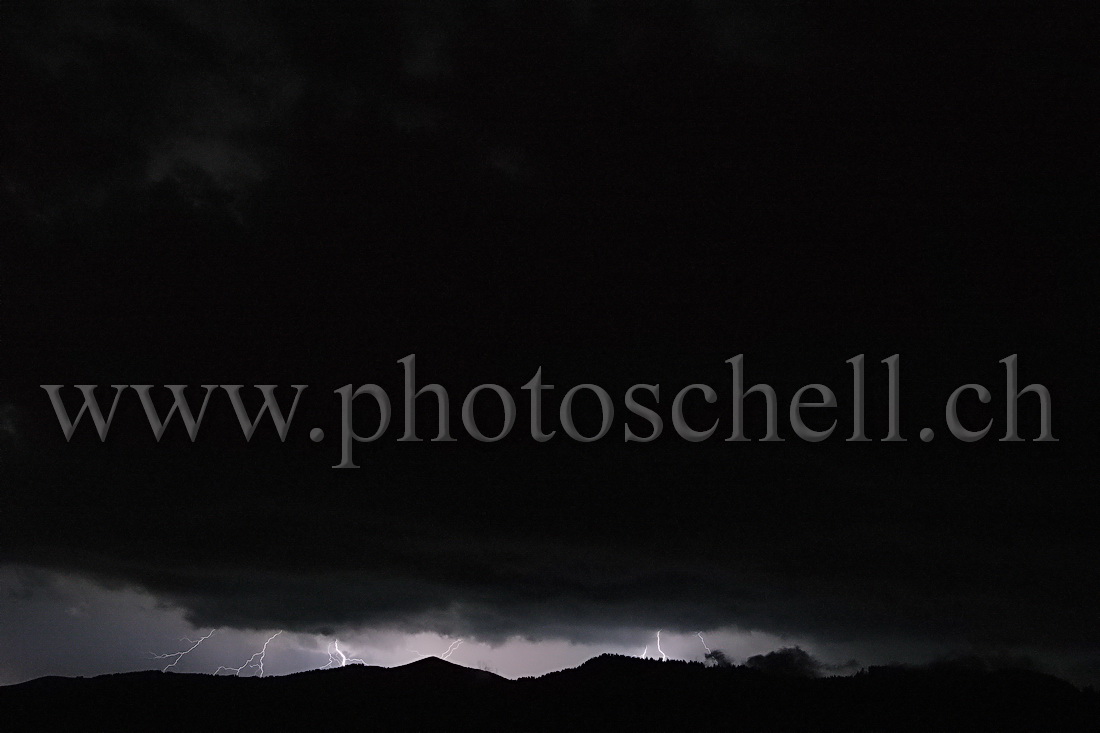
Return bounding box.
[2,655,1098,731]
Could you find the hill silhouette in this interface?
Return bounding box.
[2,654,1098,731]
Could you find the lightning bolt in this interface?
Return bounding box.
[215,631,283,677]
[696,632,711,655]
[440,639,463,660]
[321,639,366,668]
[152,629,216,672]
[655,630,668,661]
[638,645,648,659]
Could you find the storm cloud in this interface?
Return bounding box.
[2,0,1096,687]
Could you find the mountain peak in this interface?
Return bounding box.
[398,655,465,671]
[391,655,504,684]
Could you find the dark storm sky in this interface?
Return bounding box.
[1,1,1097,683]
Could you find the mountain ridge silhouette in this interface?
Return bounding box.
[3,653,1098,731]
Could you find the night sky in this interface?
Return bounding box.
[1,1,1097,684]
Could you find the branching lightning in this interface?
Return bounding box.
[215,631,283,677]
[655,630,668,661]
[696,632,711,655]
[152,629,216,672]
[321,640,366,669]
[440,639,463,660]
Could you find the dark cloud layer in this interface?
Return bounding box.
[2,0,1097,680]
